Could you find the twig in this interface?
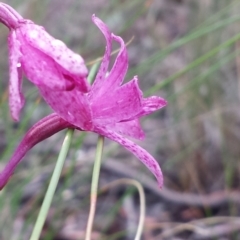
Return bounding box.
[103,159,240,207]
[149,216,240,239]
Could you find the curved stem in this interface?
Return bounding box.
[29,128,74,240]
[85,135,105,240]
[100,178,146,240]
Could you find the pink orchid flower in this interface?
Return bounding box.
[0,3,89,121]
[0,4,167,189]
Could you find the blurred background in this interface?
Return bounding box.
[1,0,240,239]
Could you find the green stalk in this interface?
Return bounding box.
[29,128,74,240]
[85,135,105,240]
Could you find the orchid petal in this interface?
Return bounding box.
[0,113,71,190]
[18,22,90,92]
[106,34,128,87]
[8,31,24,121]
[92,77,142,124]
[89,33,128,102]
[107,119,145,140]
[18,22,88,77]
[38,87,93,130]
[20,42,75,90]
[136,96,167,118]
[90,15,112,95]
[94,126,163,188]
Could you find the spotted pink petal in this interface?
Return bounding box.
[8,31,24,121]
[16,22,90,92]
[89,22,128,102]
[136,96,167,118]
[0,113,72,190]
[90,15,112,96]
[106,34,128,87]
[107,119,145,140]
[39,87,93,130]
[18,22,88,79]
[94,126,163,188]
[20,40,75,90]
[92,77,143,125]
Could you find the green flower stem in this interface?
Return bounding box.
[85,135,105,240]
[29,128,74,240]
